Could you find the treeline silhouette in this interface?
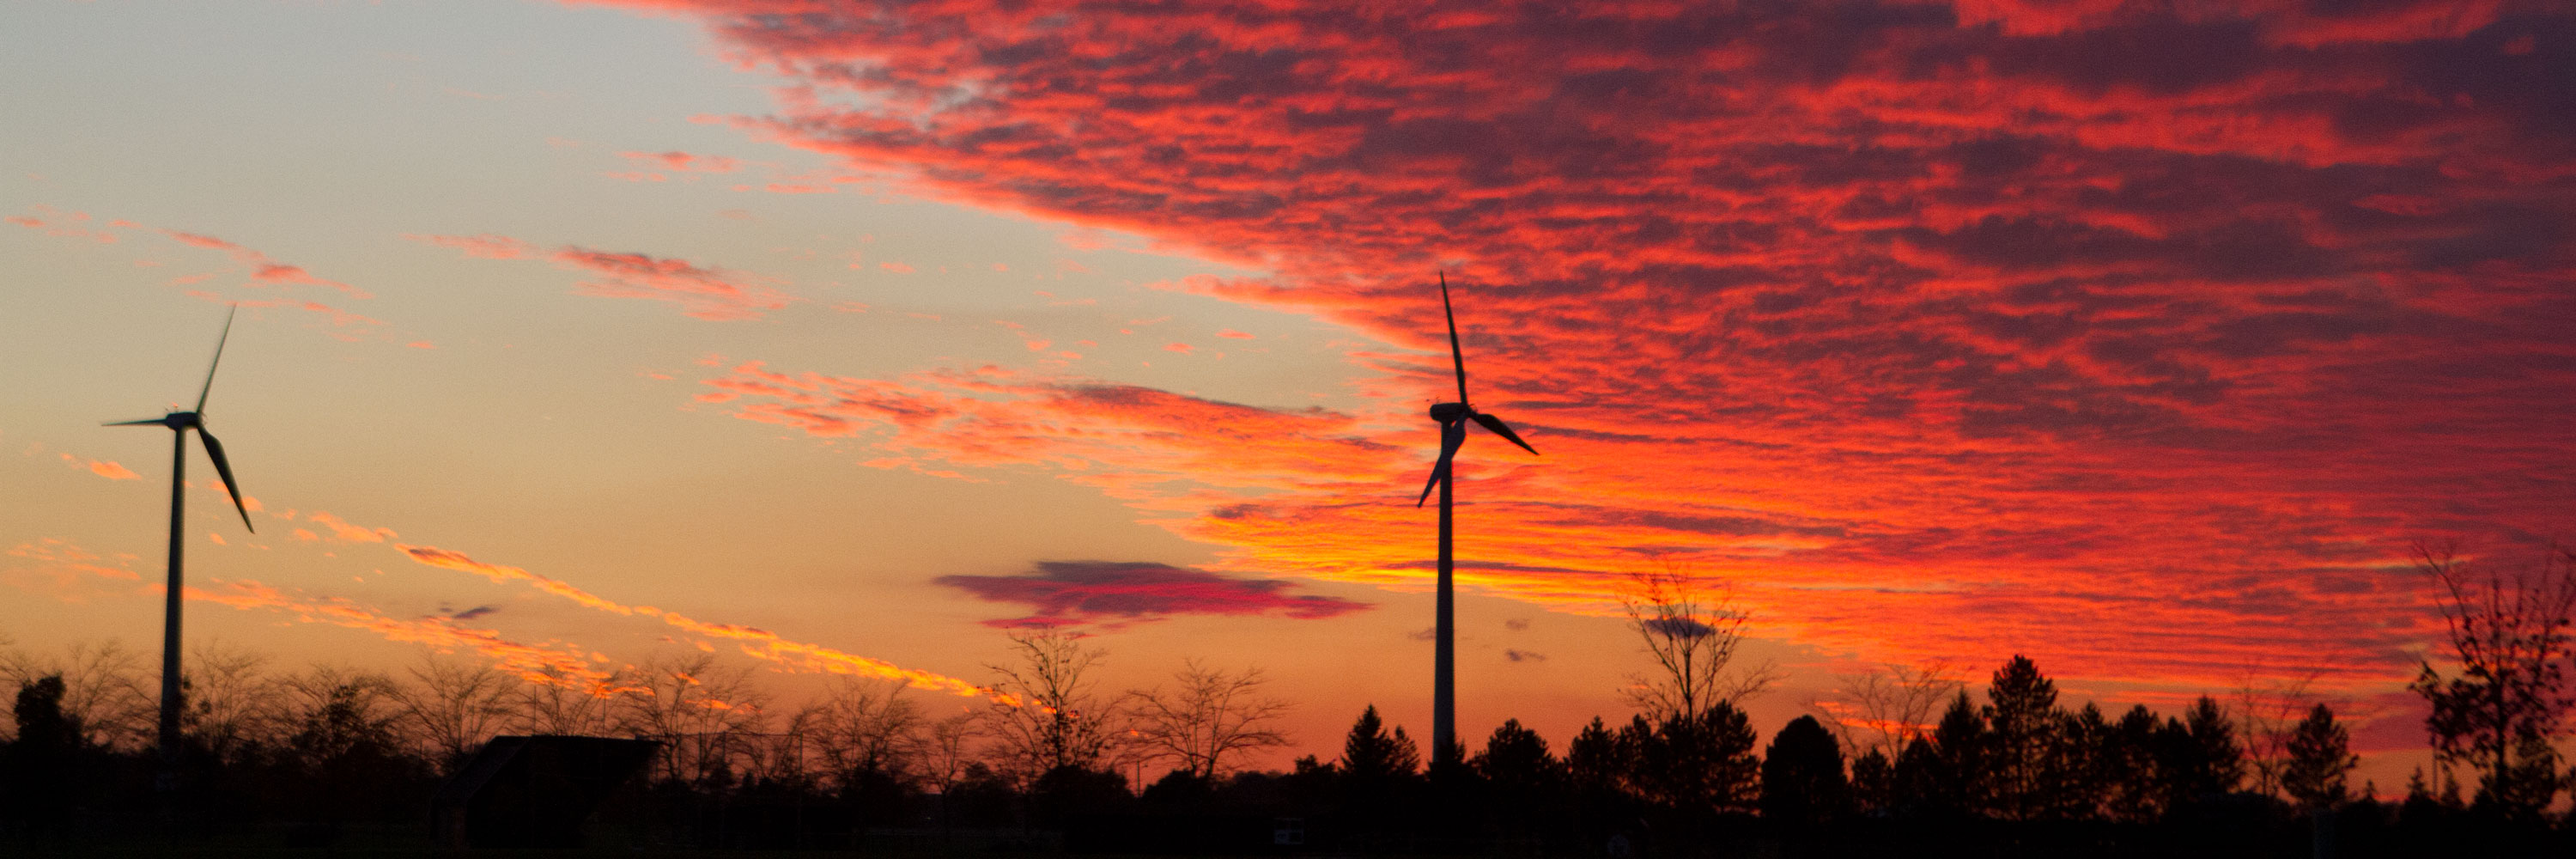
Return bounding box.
[3,638,2569,856]
[6,546,2575,855]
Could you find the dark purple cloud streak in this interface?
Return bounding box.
[937,560,1373,629]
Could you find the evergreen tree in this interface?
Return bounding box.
[2154,696,2245,812]
[1759,715,1850,825]
[1926,691,1990,815]
[2279,704,2357,810]
[1338,705,1421,780]
[1848,747,1895,814]
[2105,704,2165,822]
[2051,702,2111,819]
[1470,718,1559,795]
[1564,716,1624,795]
[1619,704,1760,813]
[1983,655,2059,820]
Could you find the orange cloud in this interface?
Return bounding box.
[4,538,143,602]
[393,543,1005,702]
[186,578,615,688]
[58,452,141,481]
[305,511,396,544]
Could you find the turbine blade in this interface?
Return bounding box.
[1473,412,1539,456]
[1440,272,1468,404]
[104,418,167,427]
[196,304,238,413]
[196,428,254,533]
[1415,422,1467,507]
[1414,458,1449,508]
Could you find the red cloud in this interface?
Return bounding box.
[611,0,2576,706]
[936,560,1371,629]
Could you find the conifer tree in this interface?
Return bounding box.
[1339,704,1421,780]
[1926,690,1989,815]
[2279,704,2357,810]
[1759,715,1850,825]
[1983,655,2059,819]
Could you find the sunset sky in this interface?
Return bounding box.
[6,0,2573,789]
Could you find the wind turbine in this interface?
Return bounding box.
[106,306,255,789]
[1414,272,1537,769]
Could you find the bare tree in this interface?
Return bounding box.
[389,657,517,772]
[1126,660,1291,779]
[917,711,984,834]
[511,664,629,736]
[2408,540,2576,817]
[183,640,286,765]
[2229,667,2320,801]
[9,640,157,751]
[797,677,922,789]
[918,711,983,793]
[982,627,1121,783]
[1810,658,1961,760]
[278,665,406,761]
[1622,563,1776,718]
[616,653,770,786]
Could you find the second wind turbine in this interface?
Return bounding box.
[1414,272,1537,768]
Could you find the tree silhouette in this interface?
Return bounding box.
[1337,704,1421,781]
[1126,660,1290,779]
[2051,702,2112,819]
[1470,718,1558,795]
[1563,715,1624,802]
[2154,696,2245,812]
[388,657,513,774]
[983,628,1121,785]
[2104,704,2165,822]
[2407,542,2575,819]
[2279,703,2357,810]
[1847,746,1894,813]
[1759,715,1849,825]
[1982,655,2057,820]
[4,675,93,833]
[1815,659,1960,763]
[1899,691,1986,816]
[1619,704,1759,813]
[1619,564,1776,719]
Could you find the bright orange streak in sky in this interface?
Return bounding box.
[395,544,1008,704]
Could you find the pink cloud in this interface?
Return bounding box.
[161,228,370,298]
[617,149,742,173]
[553,247,797,320]
[405,233,537,259]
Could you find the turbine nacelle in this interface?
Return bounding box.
[106,308,253,533]
[112,411,203,430]
[1429,402,1470,422]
